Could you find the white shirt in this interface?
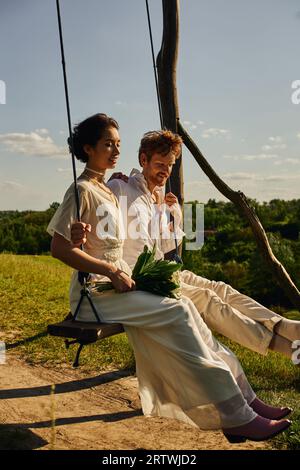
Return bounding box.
[107,169,184,269]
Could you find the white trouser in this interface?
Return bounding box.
[180,270,282,355]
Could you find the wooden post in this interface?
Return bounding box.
[156,0,183,207]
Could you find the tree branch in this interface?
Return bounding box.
[178,120,300,309]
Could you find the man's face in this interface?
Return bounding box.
[141,152,176,188]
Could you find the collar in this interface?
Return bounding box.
[128,169,165,201]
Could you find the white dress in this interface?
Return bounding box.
[47,173,257,431]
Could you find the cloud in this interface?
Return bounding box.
[274,158,300,166]
[243,153,278,161]
[223,153,278,161]
[268,136,283,143]
[222,172,256,180]
[262,144,286,151]
[57,167,72,173]
[185,172,300,203]
[0,129,68,159]
[115,100,127,106]
[264,174,300,182]
[34,128,48,135]
[202,128,230,139]
[0,180,25,192]
[221,172,300,183]
[182,120,206,131]
[261,136,286,152]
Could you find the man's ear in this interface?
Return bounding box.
[140,152,147,168]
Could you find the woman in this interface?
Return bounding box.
[47,113,291,443]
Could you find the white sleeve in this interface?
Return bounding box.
[46,184,89,241]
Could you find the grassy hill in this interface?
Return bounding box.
[0,253,299,449]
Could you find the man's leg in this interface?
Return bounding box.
[180,270,300,344]
[181,270,282,330]
[180,281,274,355]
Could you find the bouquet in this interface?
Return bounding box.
[93,245,182,299]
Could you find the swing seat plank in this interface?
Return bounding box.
[47,315,124,343]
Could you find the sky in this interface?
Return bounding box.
[1,0,300,210]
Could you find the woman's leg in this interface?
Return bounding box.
[72,285,257,430]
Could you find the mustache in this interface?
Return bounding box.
[157,173,168,178]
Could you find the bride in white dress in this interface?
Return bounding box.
[47,113,291,443]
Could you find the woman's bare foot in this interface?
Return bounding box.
[250,397,292,420]
[222,415,291,443]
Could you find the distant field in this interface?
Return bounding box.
[0,254,299,449]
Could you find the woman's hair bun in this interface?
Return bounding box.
[68,113,119,163]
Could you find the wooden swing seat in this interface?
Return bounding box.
[47,313,124,367]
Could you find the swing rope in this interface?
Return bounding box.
[56,0,102,322]
[55,0,182,324]
[145,0,164,129]
[145,0,182,263]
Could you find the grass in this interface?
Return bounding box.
[0,253,299,449]
[0,254,134,371]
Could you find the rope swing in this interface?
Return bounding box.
[48,0,185,366]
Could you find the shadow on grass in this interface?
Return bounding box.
[6,331,48,349]
[0,369,133,399]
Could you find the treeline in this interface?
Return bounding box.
[1,198,299,307]
[183,198,300,308]
[0,202,59,254]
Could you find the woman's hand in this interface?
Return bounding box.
[109,268,136,293]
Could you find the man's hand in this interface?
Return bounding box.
[108,172,129,183]
[71,222,91,246]
[164,192,178,211]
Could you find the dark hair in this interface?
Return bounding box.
[68,113,119,163]
[138,129,182,165]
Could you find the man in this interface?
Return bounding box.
[71,129,300,363]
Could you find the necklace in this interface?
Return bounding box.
[85,166,106,179]
[81,167,115,199]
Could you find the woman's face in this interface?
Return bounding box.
[84,126,120,170]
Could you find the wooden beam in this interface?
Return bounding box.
[157,0,183,207]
